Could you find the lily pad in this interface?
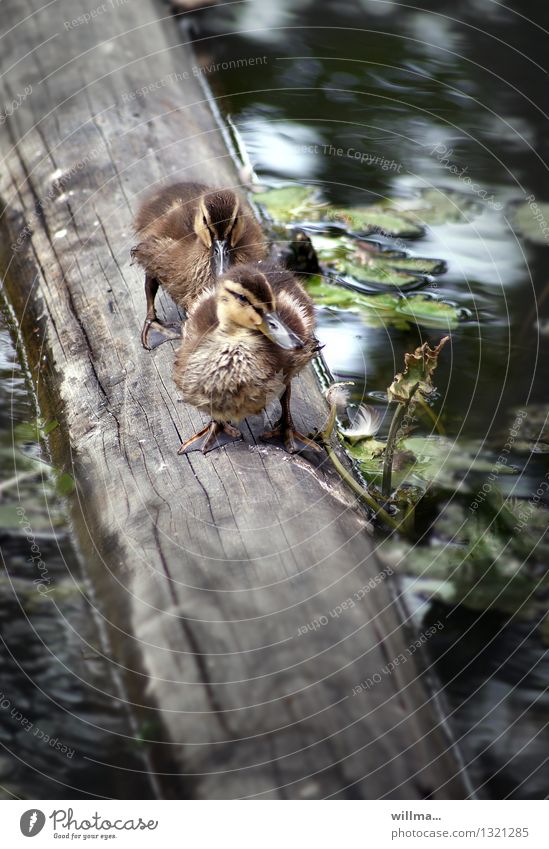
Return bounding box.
[395,295,460,329]
[258,184,483,240]
[327,207,424,238]
[305,277,461,330]
[256,185,326,223]
[383,254,446,274]
[311,235,445,288]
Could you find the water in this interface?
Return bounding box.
[0,306,154,799]
[184,0,549,797]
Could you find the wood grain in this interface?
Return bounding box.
[0,0,469,798]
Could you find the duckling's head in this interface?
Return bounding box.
[194,189,245,275]
[216,266,303,350]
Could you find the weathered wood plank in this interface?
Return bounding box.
[0,0,469,798]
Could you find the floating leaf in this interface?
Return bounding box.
[388,337,450,403]
[256,185,326,223]
[346,437,387,462]
[395,295,460,329]
[56,472,75,496]
[383,254,446,274]
[305,277,461,330]
[312,234,446,289]
[327,206,424,238]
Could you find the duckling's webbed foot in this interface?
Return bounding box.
[260,385,322,455]
[141,318,181,350]
[261,423,322,454]
[178,421,242,455]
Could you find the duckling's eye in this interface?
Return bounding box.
[237,294,249,305]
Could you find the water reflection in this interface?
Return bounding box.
[0,311,152,799]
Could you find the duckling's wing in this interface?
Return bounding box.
[131,235,180,283]
[134,181,210,235]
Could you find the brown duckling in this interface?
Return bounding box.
[132,181,267,349]
[174,262,321,454]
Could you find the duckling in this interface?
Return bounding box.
[132,181,267,349]
[174,262,321,454]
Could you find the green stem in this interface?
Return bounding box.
[382,382,420,499]
[321,439,400,530]
[319,401,337,443]
[416,395,445,435]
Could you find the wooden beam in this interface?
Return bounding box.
[0,0,469,798]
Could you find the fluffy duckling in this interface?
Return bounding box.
[174,262,320,454]
[132,181,267,349]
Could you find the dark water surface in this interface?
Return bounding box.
[184,0,549,797]
[0,308,154,799]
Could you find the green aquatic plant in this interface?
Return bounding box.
[305,276,461,329]
[256,185,326,223]
[387,496,549,641]
[257,183,484,235]
[258,185,424,237]
[311,234,445,288]
[327,206,424,238]
[349,434,518,491]
[14,418,59,442]
[315,384,399,530]
[0,417,73,529]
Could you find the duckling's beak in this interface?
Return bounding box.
[259,312,304,350]
[213,239,229,275]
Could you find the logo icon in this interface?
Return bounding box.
[20,810,46,837]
